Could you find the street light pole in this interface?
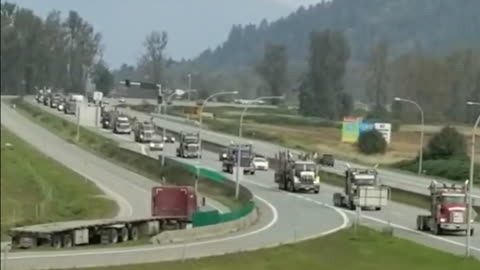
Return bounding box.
[466,101,480,256]
[198,91,238,195]
[239,96,284,138]
[187,74,192,101]
[394,97,425,174]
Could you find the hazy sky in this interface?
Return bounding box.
[10,0,322,69]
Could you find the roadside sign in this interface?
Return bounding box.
[93,91,103,102]
[341,117,360,143]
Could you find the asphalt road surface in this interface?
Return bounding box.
[113,104,480,205]
[26,99,480,257]
[1,101,346,270]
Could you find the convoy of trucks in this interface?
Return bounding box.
[176,131,200,158]
[333,167,389,211]
[274,150,320,193]
[134,121,155,143]
[9,186,200,249]
[416,180,476,235]
[221,143,255,175]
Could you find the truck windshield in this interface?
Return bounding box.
[143,124,153,131]
[294,163,316,171]
[185,137,198,143]
[442,195,465,204]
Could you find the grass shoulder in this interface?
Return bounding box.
[0,125,117,240]
[53,226,479,270]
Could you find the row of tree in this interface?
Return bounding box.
[0,2,115,95]
[366,41,480,123]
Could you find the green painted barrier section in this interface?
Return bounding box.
[218,201,255,223]
[192,210,220,227]
[163,156,255,227]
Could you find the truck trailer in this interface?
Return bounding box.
[416,180,476,236]
[9,186,199,249]
[333,167,389,211]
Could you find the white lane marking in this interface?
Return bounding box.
[6,194,279,260]
[240,176,480,252]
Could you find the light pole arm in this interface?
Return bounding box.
[239,95,284,138]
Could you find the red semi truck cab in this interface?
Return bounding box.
[151,186,198,220]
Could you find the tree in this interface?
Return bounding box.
[142,31,168,84]
[256,43,288,103]
[299,30,350,119]
[366,39,389,113]
[425,126,467,160]
[92,61,114,95]
[64,11,102,93]
[357,129,387,155]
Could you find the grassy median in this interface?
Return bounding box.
[56,226,478,270]
[0,126,116,240]
[10,99,249,210]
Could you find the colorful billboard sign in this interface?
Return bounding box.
[341,117,360,143]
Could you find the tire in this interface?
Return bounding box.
[471,229,475,236]
[287,181,294,192]
[433,224,442,235]
[62,234,73,248]
[130,226,139,241]
[110,228,119,244]
[314,189,319,194]
[52,235,62,249]
[375,207,381,211]
[416,216,422,231]
[120,227,129,242]
[251,171,255,175]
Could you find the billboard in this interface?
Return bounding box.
[374,123,392,144]
[341,117,360,143]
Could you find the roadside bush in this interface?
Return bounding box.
[425,126,467,159]
[357,129,387,155]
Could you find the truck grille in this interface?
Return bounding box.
[450,211,465,223]
[300,177,314,184]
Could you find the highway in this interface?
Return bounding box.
[1,101,346,270]
[113,102,480,205]
[1,98,478,269]
[24,99,480,257]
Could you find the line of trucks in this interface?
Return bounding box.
[35,89,83,115]
[9,186,201,249]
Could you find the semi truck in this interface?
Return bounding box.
[416,180,476,236]
[273,150,320,193]
[221,143,255,175]
[113,115,132,134]
[134,121,155,143]
[176,131,200,158]
[332,167,389,211]
[9,186,199,249]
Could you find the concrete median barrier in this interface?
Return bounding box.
[150,205,258,245]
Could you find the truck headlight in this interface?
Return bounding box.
[314,176,320,184]
[140,134,144,138]
[150,143,154,147]
[294,176,300,183]
[440,218,446,222]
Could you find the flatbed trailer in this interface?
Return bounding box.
[9,216,191,249]
[9,186,199,249]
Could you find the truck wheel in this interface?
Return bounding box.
[287,181,294,192]
[52,235,62,249]
[250,171,255,175]
[62,234,73,248]
[470,229,474,236]
[433,224,442,235]
[130,226,139,241]
[375,207,381,211]
[120,227,129,242]
[349,201,356,210]
[110,228,119,244]
[314,189,319,194]
[416,216,423,231]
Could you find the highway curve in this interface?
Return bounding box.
[106,99,480,257]
[1,101,347,270]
